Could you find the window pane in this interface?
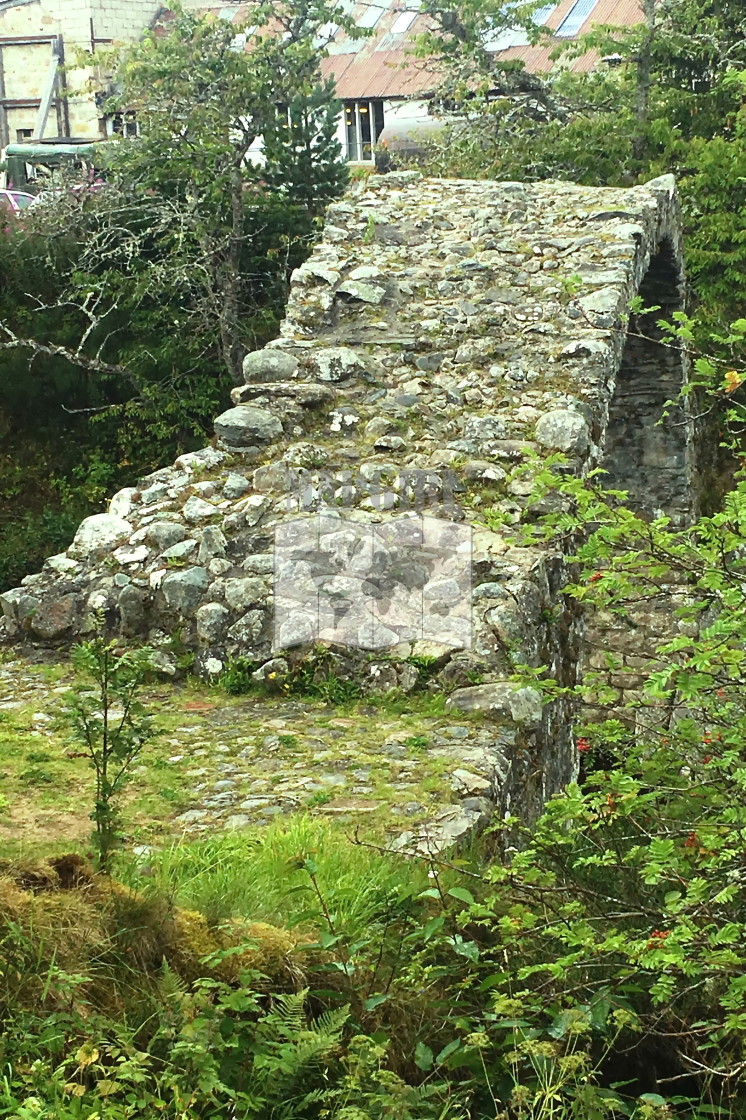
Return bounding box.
[534,4,555,24]
[373,101,385,141]
[345,104,359,160]
[359,102,373,159]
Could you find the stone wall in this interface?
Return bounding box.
[0,171,691,825]
[583,238,694,726]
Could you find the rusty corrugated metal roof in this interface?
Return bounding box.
[176,0,645,98]
[320,3,442,99]
[497,0,644,74]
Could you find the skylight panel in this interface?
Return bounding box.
[533,4,555,26]
[357,3,387,28]
[556,0,600,38]
[314,21,340,45]
[483,27,519,50]
[483,4,555,52]
[390,0,421,34]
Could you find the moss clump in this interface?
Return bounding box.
[0,853,308,1010]
[167,905,221,980]
[219,918,308,984]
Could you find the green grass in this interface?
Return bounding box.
[119,817,431,934]
[367,691,449,718]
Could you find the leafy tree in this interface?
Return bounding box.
[461,458,746,1113]
[62,639,156,872]
[102,0,351,382]
[415,0,555,104]
[262,78,349,213]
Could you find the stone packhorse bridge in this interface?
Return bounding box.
[0,171,694,841]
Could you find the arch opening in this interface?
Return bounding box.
[601,240,692,524]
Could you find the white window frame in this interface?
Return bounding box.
[344,100,385,162]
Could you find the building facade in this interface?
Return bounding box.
[193,0,644,164]
[0,0,161,146]
[0,0,643,155]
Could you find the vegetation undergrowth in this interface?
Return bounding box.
[9,454,746,1115]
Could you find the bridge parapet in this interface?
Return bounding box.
[0,171,692,836]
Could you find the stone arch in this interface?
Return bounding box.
[601,237,693,524]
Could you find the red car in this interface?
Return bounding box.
[0,188,36,216]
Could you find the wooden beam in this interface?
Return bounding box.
[32,44,60,140]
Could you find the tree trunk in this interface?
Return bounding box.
[218,164,246,385]
[633,0,656,162]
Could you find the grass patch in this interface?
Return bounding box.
[118,817,430,934]
[0,657,485,854]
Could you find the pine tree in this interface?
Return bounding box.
[262,78,349,215]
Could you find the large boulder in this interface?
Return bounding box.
[25,594,79,639]
[243,349,299,384]
[214,405,283,447]
[307,347,367,383]
[145,521,187,549]
[160,567,210,616]
[68,514,133,559]
[447,683,544,728]
[534,409,590,456]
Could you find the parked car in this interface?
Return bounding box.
[0,188,36,215]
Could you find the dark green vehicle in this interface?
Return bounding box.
[3,138,108,194]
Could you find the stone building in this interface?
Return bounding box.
[0,0,162,145]
[0,0,643,152]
